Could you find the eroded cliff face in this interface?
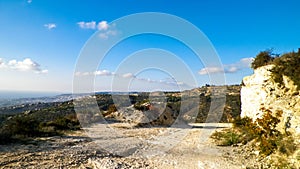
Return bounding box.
[241,65,300,137]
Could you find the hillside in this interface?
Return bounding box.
[0,85,241,144]
[0,85,244,168]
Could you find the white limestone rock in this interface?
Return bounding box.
[241,65,300,136]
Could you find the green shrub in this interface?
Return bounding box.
[251,50,274,69]
[271,51,300,90]
[251,49,300,90]
[45,114,80,131]
[134,99,150,111]
[211,129,241,146]
[0,115,43,144]
[0,130,14,144]
[0,113,81,144]
[5,115,41,137]
[233,116,258,143]
[212,108,297,157]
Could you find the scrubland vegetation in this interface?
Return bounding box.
[0,86,241,144]
[251,49,300,90]
[0,101,80,144]
[211,108,298,168]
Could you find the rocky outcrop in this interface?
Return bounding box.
[241,65,300,136]
[107,105,176,126]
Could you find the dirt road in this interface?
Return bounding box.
[0,123,246,169]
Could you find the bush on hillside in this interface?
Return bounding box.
[271,51,300,90]
[0,113,81,144]
[251,49,300,90]
[212,108,297,157]
[251,50,274,69]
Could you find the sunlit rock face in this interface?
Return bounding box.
[241,65,300,136]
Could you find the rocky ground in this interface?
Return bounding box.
[0,123,260,169]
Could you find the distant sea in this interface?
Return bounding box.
[0,90,61,99]
[0,90,141,108]
[0,91,65,108]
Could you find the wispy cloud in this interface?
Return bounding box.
[98,29,118,39]
[0,58,48,74]
[199,67,225,75]
[198,57,253,75]
[77,21,110,31]
[77,20,118,39]
[97,21,109,31]
[27,0,32,4]
[77,21,96,29]
[75,70,191,88]
[44,23,56,30]
[122,73,135,78]
[0,58,6,68]
[94,70,113,76]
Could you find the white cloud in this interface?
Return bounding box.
[98,33,108,39]
[122,73,135,78]
[94,70,112,76]
[77,20,118,39]
[75,70,193,89]
[198,66,224,75]
[75,72,91,76]
[76,70,115,77]
[44,23,56,30]
[227,66,239,73]
[99,30,118,39]
[198,57,254,75]
[239,57,254,67]
[225,57,254,73]
[97,21,109,31]
[75,72,81,76]
[27,0,32,3]
[137,77,155,83]
[0,58,6,68]
[1,58,48,74]
[40,69,48,74]
[77,21,109,31]
[77,21,96,29]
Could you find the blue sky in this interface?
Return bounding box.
[0,0,299,92]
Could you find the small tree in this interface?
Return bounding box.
[251,50,274,69]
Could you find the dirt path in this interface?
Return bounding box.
[0,123,244,169]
